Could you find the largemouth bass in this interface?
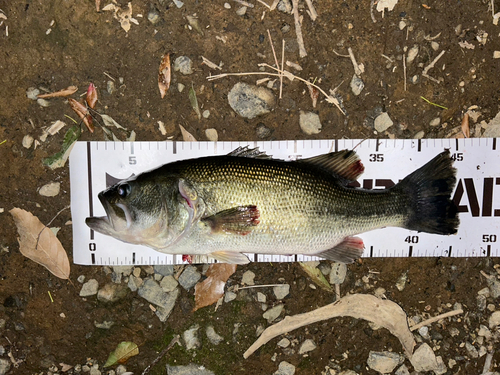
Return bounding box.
[86,147,459,264]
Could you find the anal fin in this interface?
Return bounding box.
[202,205,260,235]
[316,236,364,263]
[210,251,250,264]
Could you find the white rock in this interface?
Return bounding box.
[410,343,438,372]
[37,98,50,107]
[80,279,99,297]
[160,275,178,292]
[298,339,316,354]
[228,82,275,119]
[299,111,322,135]
[263,304,284,323]
[173,56,193,75]
[274,361,295,375]
[494,51,500,59]
[407,45,419,63]
[431,41,440,51]
[178,83,185,92]
[22,135,34,149]
[39,182,61,197]
[257,292,266,303]
[489,310,500,329]
[26,87,40,100]
[374,112,393,132]
[350,74,364,96]
[236,6,247,16]
[241,270,255,286]
[202,110,210,119]
[329,263,347,284]
[224,291,237,302]
[395,364,410,375]
[206,325,224,345]
[414,130,425,139]
[367,351,403,374]
[205,128,218,141]
[399,20,406,30]
[224,2,231,9]
[277,338,290,348]
[429,117,441,127]
[465,342,478,358]
[273,284,290,300]
[183,324,200,350]
[418,326,430,340]
[376,0,398,12]
[478,324,492,339]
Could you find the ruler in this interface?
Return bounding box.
[69,138,500,266]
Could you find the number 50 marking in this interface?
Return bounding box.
[482,234,497,242]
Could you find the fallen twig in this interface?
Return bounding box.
[292,0,307,57]
[141,335,180,375]
[403,52,407,91]
[201,56,222,70]
[266,29,282,99]
[409,309,464,331]
[422,50,445,83]
[420,96,448,110]
[304,0,318,21]
[347,47,363,76]
[370,0,377,23]
[256,0,271,9]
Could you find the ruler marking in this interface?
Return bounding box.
[493,138,497,150]
[369,246,373,257]
[455,138,459,151]
[130,142,134,155]
[417,139,421,152]
[448,246,452,257]
[173,141,177,154]
[91,253,95,265]
[375,141,380,152]
[87,142,94,240]
[408,246,413,257]
[487,245,491,257]
[335,139,338,152]
[132,252,136,264]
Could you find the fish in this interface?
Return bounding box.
[86,147,459,264]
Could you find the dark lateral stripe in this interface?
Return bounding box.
[408,246,413,257]
[87,142,94,240]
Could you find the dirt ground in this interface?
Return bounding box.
[0,0,499,374]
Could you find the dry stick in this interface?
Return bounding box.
[422,50,445,84]
[304,0,318,21]
[292,0,307,58]
[403,53,407,91]
[280,39,285,99]
[267,29,282,99]
[334,284,341,301]
[347,47,363,76]
[370,0,377,23]
[491,0,495,18]
[141,335,180,375]
[409,309,463,331]
[482,351,494,374]
[256,0,271,9]
[332,49,350,58]
[270,0,279,10]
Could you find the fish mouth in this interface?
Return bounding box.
[85,193,129,234]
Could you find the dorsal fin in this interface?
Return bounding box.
[298,150,364,182]
[227,146,272,159]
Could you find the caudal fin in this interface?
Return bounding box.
[397,150,459,235]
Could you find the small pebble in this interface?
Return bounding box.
[178,83,185,92]
[257,292,266,303]
[429,117,441,127]
[241,270,256,286]
[273,284,290,300]
[39,182,61,197]
[236,6,247,16]
[299,111,322,135]
[329,263,347,284]
[277,338,290,348]
[202,110,210,119]
[205,128,218,141]
[367,351,403,374]
[374,112,394,132]
[431,41,439,51]
[406,45,419,63]
[22,135,34,149]
[80,279,99,297]
[224,291,237,302]
[147,9,160,24]
[224,2,231,9]
[274,361,295,375]
[37,98,50,107]
[298,339,316,354]
[26,87,40,100]
[183,324,201,350]
[107,81,115,94]
[206,326,224,345]
[263,304,284,323]
[494,51,500,59]
[178,266,201,290]
[173,56,193,75]
[350,74,364,96]
[256,123,273,139]
[414,130,425,139]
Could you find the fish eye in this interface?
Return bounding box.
[117,183,131,198]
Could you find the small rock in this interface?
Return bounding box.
[477,294,487,311]
[94,320,114,329]
[277,338,290,348]
[256,122,273,139]
[155,289,179,322]
[418,326,430,340]
[183,324,201,350]
[138,279,177,310]
[280,23,291,33]
[429,117,441,127]
[263,304,284,323]
[228,82,275,119]
[166,364,214,375]
[154,265,174,276]
[241,270,255,286]
[395,272,408,291]
[277,0,293,14]
[395,364,410,375]
[434,356,447,375]
[224,3,231,9]
[113,265,133,276]
[414,130,425,139]
[97,283,128,303]
[127,275,142,292]
[257,292,266,303]
[465,342,478,358]
[482,111,500,138]
[173,56,193,75]
[0,359,10,375]
[431,41,440,51]
[494,51,500,59]
[411,74,419,84]
[39,182,61,197]
[478,324,492,339]
[410,343,438,372]
[224,291,237,302]
[80,279,99,297]
[398,20,406,30]
[107,80,115,94]
[485,274,500,298]
[236,6,247,16]
[116,365,128,375]
[298,339,316,354]
[205,128,218,141]
[406,45,419,63]
[147,9,160,24]
[206,325,224,345]
[178,266,201,290]
[329,263,347,284]
[299,111,322,135]
[374,112,394,132]
[37,98,50,107]
[160,275,178,292]
[273,284,290,300]
[350,74,364,96]
[172,0,184,8]
[489,310,500,329]
[111,271,122,284]
[274,361,295,375]
[202,110,210,119]
[22,135,34,149]
[77,275,85,283]
[26,87,40,100]
[367,351,403,374]
[178,83,185,92]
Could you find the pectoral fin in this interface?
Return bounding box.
[210,251,250,264]
[202,205,260,235]
[316,236,364,263]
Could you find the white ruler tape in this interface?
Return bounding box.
[69,138,500,266]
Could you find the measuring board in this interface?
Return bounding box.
[69,138,500,266]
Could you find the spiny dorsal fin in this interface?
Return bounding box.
[298,149,365,182]
[227,146,272,159]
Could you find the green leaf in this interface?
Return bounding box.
[104,341,139,367]
[42,125,81,169]
[299,262,332,292]
[188,85,201,120]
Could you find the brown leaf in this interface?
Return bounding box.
[68,98,94,133]
[104,341,139,367]
[86,83,98,109]
[461,112,470,138]
[179,124,197,141]
[193,264,237,311]
[158,53,171,98]
[9,208,70,280]
[37,86,78,99]
[307,85,319,108]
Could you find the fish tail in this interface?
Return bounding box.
[397,150,459,235]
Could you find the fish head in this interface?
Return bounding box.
[86,176,188,249]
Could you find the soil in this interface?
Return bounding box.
[0,0,499,374]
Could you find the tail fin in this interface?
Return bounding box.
[397,150,459,235]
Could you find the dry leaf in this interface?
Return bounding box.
[68,98,94,133]
[299,262,332,291]
[104,341,139,367]
[244,293,415,359]
[461,112,470,138]
[86,83,98,109]
[307,85,319,108]
[37,86,78,99]
[10,208,70,280]
[188,86,202,120]
[179,125,197,141]
[101,114,126,130]
[158,54,171,98]
[193,264,237,311]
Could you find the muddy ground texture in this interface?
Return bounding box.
[1,0,500,374]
